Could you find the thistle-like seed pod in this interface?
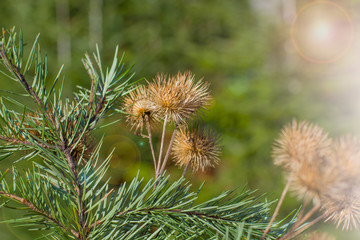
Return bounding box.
[321,186,360,231]
[273,120,335,201]
[123,85,156,132]
[172,125,221,172]
[272,120,332,172]
[149,72,212,124]
[331,136,360,181]
[319,136,360,230]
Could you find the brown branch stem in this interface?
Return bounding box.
[156,115,168,177]
[145,117,157,177]
[0,191,80,238]
[262,173,293,239]
[181,162,190,178]
[159,124,178,176]
[280,213,325,240]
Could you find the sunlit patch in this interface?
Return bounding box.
[291,1,353,64]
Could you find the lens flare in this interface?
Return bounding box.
[291,1,353,64]
[311,21,333,43]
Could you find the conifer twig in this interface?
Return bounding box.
[0,191,80,238]
[0,46,55,126]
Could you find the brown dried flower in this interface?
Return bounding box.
[321,185,360,230]
[331,136,360,181]
[291,157,338,202]
[123,85,156,132]
[319,136,360,230]
[172,126,221,172]
[149,72,212,124]
[272,120,332,172]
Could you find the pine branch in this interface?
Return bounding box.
[0,191,80,238]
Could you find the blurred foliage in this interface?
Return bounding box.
[0,0,359,239]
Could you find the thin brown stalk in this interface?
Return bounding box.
[159,124,178,176]
[296,197,310,224]
[181,162,190,178]
[280,213,325,240]
[0,191,80,238]
[286,203,320,238]
[262,173,293,239]
[145,116,157,177]
[156,115,168,177]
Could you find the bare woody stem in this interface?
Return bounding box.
[284,203,320,239]
[0,191,80,238]
[145,116,157,177]
[159,124,178,176]
[156,115,168,177]
[181,162,190,178]
[262,173,293,239]
[280,213,325,240]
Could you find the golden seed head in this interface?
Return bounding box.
[321,185,360,231]
[290,158,339,202]
[305,232,336,240]
[272,119,332,172]
[331,136,360,181]
[123,85,156,132]
[172,126,221,172]
[149,71,212,124]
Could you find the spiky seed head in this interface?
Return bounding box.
[318,136,360,231]
[272,120,332,172]
[321,185,360,231]
[331,136,360,181]
[149,72,212,124]
[305,232,336,240]
[123,85,156,132]
[172,126,221,172]
[290,157,339,202]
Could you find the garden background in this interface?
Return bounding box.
[1,0,360,239]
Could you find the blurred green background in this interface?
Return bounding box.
[1,0,360,239]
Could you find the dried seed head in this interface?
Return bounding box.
[291,157,339,202]
[331,136,360,181]
[123,85,156,132]
[305,232,336,240]
[272,120,332,172]
[321,185,360,231]
[318,136,360,231]
[172,126,221,172]
[149,72,212,124]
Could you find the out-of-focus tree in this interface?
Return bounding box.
[0,0,355,238]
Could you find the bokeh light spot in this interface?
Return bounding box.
[291,1,353,64]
